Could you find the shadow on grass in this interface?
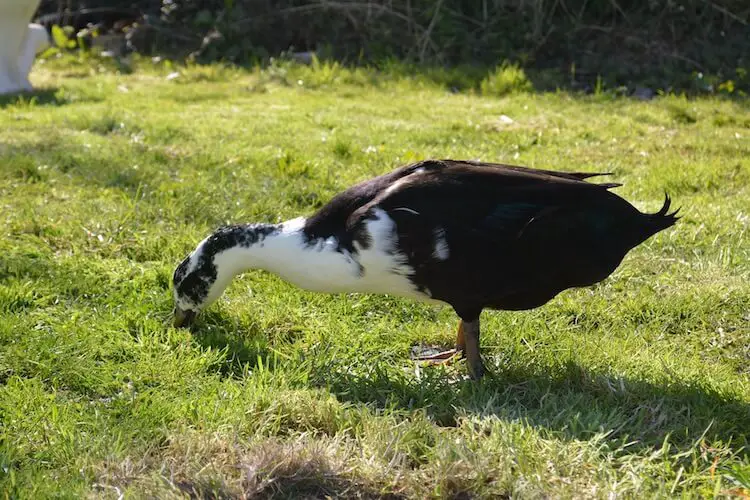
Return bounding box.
[172,437,406,500]
[307,353,750,454]
[189,311,749,454]
[186,310,279,379]
[0,88,68,108]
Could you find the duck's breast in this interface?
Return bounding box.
[275,211,434,302]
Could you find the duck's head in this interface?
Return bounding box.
[171,252,208,328]
[171,237,228,328]
[171,223,282,328]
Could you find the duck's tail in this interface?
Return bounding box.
[640,192,681,240]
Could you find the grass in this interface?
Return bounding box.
[0,54,749,498]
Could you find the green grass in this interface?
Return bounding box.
[1,54,749,498]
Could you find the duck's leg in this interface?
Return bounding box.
[414,320,466,362]
[414,318,485,379]
[462,317,485,380]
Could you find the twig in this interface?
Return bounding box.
[144,23,200,43]
[57,0,64,26]
[703,0,748,25]
[663,51,706,71]
[440,6,485,28]
[575,24,615,33]
[419,0,444,63]
[608,0,630,23]
[229,0,433,59]
[230,0,437,61]
[624,34,706,71]
[406,0,413,36]
[232,1,427,36]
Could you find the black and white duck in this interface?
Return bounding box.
[172,159,679,379]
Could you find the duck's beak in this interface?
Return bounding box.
[173,307,196,328]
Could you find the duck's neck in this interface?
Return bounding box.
[204,217,343,299]
[208,217,307,278]
[203,215,373,303]
[198,213,432,306]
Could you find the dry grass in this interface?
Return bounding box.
[95,433,394,499]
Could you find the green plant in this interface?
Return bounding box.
[480,62,533,96]
[50,25,76,49]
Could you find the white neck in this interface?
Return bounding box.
[207,217,360,300]
[209,217,303,281]
[201,210,430,308]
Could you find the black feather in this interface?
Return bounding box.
[304,159,679,320]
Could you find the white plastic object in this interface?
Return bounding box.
[0,0,49,95]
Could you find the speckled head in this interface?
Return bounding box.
[171,249,209,328]
[172,224,282,328]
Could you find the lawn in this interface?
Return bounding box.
[1,56,749,498]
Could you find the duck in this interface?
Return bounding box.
[172,159,679,379]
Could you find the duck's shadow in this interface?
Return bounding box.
[188,311,275,378]
[190,316,749,454]
[317,356,750,453]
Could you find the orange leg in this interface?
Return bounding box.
[414,321,466,362]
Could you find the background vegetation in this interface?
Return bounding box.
[0,55,748,497]
[35,0,749,93]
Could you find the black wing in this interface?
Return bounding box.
[343,161,633,316]
[452,159,618,184]
[305,159,623,254]
[351,160,624,241]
